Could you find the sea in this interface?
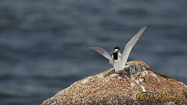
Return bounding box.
[0,0,187,105]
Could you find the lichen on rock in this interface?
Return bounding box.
[41,61,187,105]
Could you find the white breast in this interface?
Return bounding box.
[113,53,125,72]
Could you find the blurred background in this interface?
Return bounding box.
[0,0,187,105]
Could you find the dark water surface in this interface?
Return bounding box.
[0,0,187,105]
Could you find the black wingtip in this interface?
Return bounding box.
[87,45,97,50]
[87,45,99,48]
[137,24,147,33]
[142,24,148,29]
[87,45,94,48]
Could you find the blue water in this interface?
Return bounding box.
[0,0,187,105]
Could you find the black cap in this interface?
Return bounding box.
[114,47,120,50]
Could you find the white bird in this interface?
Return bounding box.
[88,26,147,73]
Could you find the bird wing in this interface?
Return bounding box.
[121,26,147,66]
[88,46,113,64]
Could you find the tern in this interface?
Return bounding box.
[88,26,147,73]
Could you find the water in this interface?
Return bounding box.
[0,0,187,105]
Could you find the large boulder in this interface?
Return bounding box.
[42,61,187,105]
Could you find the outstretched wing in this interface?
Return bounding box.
[122,26,147,66]
[88,46,113,63]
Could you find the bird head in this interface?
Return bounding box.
[113,47,120,53]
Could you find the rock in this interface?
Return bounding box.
[41,61,187,105]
